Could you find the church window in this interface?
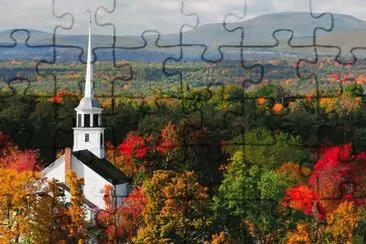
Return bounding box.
[84,114,90,127]
[93,114,99,127]
[77,114,81,127]
[85,134,89,142]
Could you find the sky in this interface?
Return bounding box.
[0,0,365,35]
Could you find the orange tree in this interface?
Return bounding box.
[0,136,68,242]
[0,168,43,242]
[66,170,86,242]
[0,169,66,242]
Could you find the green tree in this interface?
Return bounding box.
[214,128,309,242]
[345,84,364,98]
[224,127,308,169]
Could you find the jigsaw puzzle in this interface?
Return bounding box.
[1,0,366,242]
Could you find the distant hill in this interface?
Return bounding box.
[1,12,366,61]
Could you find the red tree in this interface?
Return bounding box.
[0,132,41,172]
[118,133,147,159]
[49,90,81,104]
[118,187,146,240]
[155,121,178,154]
[0,145,40,172]
[95,186,146,242]
[283,144,366,218]
[116,122,179,176]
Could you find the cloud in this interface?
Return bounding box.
[0,0,365,35]
[312,0,366,19]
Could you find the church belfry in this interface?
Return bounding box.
[73,12,105,158]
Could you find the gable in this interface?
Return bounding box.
[43,150,132,209]
[42,154,66,182]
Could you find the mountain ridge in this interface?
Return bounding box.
[0,12,366,61]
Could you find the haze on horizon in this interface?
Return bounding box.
[0,0,365,36]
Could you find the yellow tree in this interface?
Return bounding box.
[135,170,213,243]
[0,169,67,242]
[31,179,69,243]
[208,232,230,244]
[326,201,359,243]
[32,180,68,243]
[66,170,86,242]
[0,168,41,242]
[286,223,311,244]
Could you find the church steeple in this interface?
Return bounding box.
[73,11,105,159]
[85,11,93,98]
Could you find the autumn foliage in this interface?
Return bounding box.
[0,169,69,242]
[119,133,148,159]
[326,201,359,243]
[283,144,366,219]
[118,187,146,240]
[272,103,284,113]
[0,169,43,241]
[135,170,212,243]
[66,170,86,241]
[209,232,230,244]
[276,162,311,184]
[95,186,146,242]
[0,147,40,172]
[0,133,41,172]
[49,89,81,103]
[111,122,179,177]
[284,185,320,217]
[286,223,311,244]
[119,122,178,159]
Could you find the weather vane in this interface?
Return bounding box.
[87,9,92,24]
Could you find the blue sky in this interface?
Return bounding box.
[0,0,365,35]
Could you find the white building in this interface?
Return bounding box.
[43,15,131,213]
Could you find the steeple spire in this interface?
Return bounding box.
[73,11,105,159]
[85,10,93,98]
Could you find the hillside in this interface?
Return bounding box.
[0,12,366,61]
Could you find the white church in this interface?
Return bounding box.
[43,15,131,213]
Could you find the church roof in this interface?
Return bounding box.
[75,97,102,111]
[72,150,131,185]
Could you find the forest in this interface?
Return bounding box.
[1,57,366,243]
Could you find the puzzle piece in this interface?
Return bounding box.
[2,0,366,242]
